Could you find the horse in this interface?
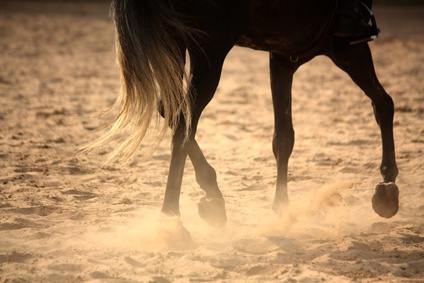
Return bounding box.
[98,0,399,227]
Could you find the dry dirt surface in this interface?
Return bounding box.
[1,2,423,282]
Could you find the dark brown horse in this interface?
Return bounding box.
[94,0,399,227]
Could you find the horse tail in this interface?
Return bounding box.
[87,0,192,162]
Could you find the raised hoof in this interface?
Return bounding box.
[198,197,227,227]
[372,182,399,218]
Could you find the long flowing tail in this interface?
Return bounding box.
[86,0,192,161]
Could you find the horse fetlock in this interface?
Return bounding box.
[380,165,398,183]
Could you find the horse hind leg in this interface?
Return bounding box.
[188,140,226,227]
[187,51,232,227]
[330,42,399,218]
[161,49,229,227]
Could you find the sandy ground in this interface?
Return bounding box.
[1,2,423,282]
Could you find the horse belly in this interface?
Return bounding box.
[237,0,336,54]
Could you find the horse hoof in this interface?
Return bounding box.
[272,203,283,217]
[198,197,227,227]
[272,199,289,217]
[372,182,399,218]
[159,214,192,248]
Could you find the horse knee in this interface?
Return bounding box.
[371,93,394,125]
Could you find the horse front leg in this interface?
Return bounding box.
[330,42,399,218]
[370,89,399,218]
[269,53,298,215]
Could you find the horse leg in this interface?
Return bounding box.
[160,42,188,218]
[161,51,228,227]
[161,126,188,217]
[330,42,399,218]
[188,52,230,227]
[269,52,298,215]
[188,139,226,227]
